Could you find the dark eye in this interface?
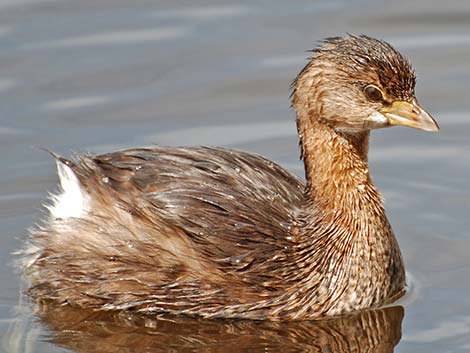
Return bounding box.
[364,85,384,102]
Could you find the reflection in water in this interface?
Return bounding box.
[34,303,403,353]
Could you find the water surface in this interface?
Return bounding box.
[1,0,470,352]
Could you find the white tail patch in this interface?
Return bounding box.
[47,160,89,219]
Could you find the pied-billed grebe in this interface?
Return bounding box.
[23,35,438,321]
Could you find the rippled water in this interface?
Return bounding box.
[1,0,470,352]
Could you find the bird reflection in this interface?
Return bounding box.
[34,303,404,353]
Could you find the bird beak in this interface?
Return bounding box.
[380,100,439,132]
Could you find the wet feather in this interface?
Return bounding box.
[21,35,431,321]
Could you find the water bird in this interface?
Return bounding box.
[23,34,439,321]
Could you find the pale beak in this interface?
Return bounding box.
[380,99,439,132]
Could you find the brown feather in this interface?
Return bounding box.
[23,34,421,321]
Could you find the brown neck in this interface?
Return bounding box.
[296,109,373,214]
[289,110,405,315]
[285,86,405,317]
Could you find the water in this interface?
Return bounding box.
[1,0,469,352]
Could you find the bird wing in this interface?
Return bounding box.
[67,147,305,288]
[89,147,303,247]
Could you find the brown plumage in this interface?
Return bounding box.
[23,35,439,321]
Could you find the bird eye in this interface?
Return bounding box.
[364,85,384,102]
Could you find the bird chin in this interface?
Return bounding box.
[366,111,389,129]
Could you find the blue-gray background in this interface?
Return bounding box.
[1,0,469,352]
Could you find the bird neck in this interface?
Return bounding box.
[296,110,373,214]
[288,111,405,316]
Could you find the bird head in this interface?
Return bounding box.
[291,34,439,133]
